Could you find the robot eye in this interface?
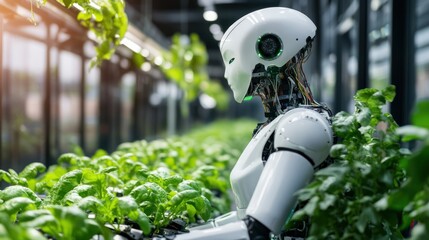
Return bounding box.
[229,58,235,64]
[256,33,283,60]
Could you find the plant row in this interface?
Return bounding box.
[0,119,256,240]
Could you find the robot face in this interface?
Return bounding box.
[220,7,316,103]
[222,49,251,103]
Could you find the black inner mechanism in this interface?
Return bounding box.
[257,34,282,60]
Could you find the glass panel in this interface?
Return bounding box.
[120,72,136,142]
[339,2,359,113]
[320,1,337,109]
[58,51,81,153]
[415,0,429,101]
[85,60,100,154]
[368,0,392,89]
[2,33,46,171]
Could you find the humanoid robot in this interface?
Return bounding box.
[175,7,334,240]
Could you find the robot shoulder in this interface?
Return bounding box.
[274,108,333,167]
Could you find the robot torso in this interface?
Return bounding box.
[229,107,333,219]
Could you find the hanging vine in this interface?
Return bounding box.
[29,0,128,66]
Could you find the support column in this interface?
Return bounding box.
[334,0,343,113]
[98,61,110,151]
[44,23,52,166]
[0,16,3,167]
[390,0,416,125]
[357,0,369,90]
[314,0,322,99]
[79,52,86,152]
[167,83,177,136]
[53,45,60,158]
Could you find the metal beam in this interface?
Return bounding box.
[151,7,269,23]
[79,50,86,152]
[53,45,60,159]
[334,0,343,113]
[44,23,52,166]
[390,0,416,126]
[313,0,322,99]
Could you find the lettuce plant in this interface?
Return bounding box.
[0,119,256,239]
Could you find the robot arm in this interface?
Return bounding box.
[174,108,332,240]
[245,108,332,236]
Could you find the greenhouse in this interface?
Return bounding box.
[0,0,429,239]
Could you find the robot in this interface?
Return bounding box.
[174,7,333,240]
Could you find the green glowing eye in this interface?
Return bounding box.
[256,33,283,60]
[243,96,253,101]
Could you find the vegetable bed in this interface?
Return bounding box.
[0,119,256,240]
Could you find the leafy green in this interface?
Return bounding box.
[161,34,229,109]
[0,119,256,238]
[0,169,27,186]
[114,196,151,234]
[18,162,46,180]
[0,212,46,240]
[411,100,429,129]
[385,100,429,238]
[46,170,83,204]
[0,197,36,221]
[29,0,128,66]
[294,85,406,239]
[20,206,106,240]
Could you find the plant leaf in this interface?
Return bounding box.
[0,185,42,207]
[19,162,46,179]
[411,100,429,129]
[128,209,151,235]
[170,190,199,206]
[0,197,36,220]
[76,196,104,213]
[396,125,429,142]
[62,0,73,8]
[382,85,396,102]
[47,170,83,204]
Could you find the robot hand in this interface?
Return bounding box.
[188,211,239,231]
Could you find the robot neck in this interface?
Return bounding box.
[256,77,306,119]
[261,90,305,119]
[249,64,306,119]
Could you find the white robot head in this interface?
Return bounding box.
[220,7,316,103]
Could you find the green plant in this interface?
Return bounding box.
[293,85,407,239]
[0,162,46,190]
[19,206,111,240]
[29,0,128,66]
[161,33,229,110]
[384,100,429,239]
[0,119,256,239]
[0,212,46,240]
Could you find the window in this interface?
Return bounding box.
[58,51,81,153]
[2,33,46,170]
[415,0,429,101]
